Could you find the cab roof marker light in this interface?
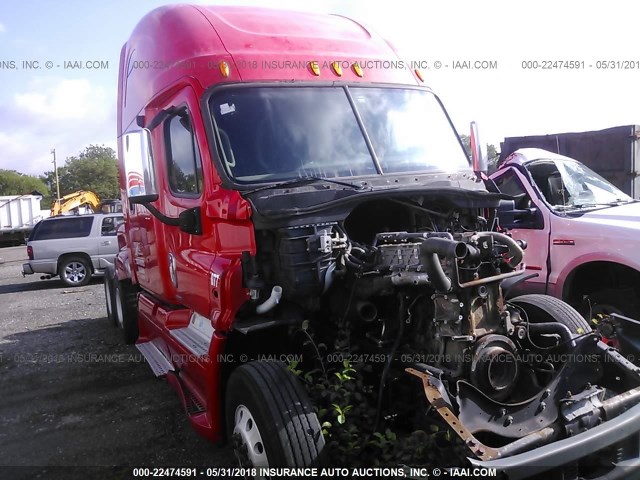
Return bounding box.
[414,68,425,82]
[352,62,363,77]
[309,61,320,76]
[331,61,342,76]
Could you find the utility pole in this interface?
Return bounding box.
[51,148,61,202]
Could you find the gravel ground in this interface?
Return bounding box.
[0,246,235,479]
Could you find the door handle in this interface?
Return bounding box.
[102,241,111,246]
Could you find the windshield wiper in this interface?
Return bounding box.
[559,199,635,210]
[603,198,636,206]
[554,203,597,211]
[243,176,372,195]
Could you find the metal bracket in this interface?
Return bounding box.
[406,367,499,461]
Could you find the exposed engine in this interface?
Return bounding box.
[242,194,640,464]
[246,196,526,395]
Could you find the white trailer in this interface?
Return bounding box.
[0,194,45,245]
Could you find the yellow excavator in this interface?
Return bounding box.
[50,191,122,216]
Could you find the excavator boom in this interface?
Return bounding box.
[50,191,120,216]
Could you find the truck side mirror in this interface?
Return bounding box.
[470,121,488,177]
[123,129,158,200]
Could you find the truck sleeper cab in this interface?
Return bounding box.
[109,5,640,478]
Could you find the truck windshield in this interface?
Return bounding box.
[209,86,470,183]
[527,159,633,209]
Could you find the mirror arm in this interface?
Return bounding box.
[135,201,202,235]
[143,202,180,226]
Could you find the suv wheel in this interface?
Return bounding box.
[59,256,92,287]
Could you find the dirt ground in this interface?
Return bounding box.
[0,246,235,479]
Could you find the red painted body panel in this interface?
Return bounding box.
[116,4,423,442]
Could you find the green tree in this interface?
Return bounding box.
[0,169,49,196]
[459,134,500,173]
[42,145,120,201]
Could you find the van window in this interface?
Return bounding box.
[165,111,202,195]
[32,216,94,240]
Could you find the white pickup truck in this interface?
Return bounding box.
[490,148,640,350]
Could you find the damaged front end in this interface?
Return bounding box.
[242,184,640,478]
[404,296,640,478]
[408,339,640,478]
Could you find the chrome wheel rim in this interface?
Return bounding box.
[64,262,86,284]
[233,405,268,467]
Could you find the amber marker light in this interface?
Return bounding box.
[309,61,320,76]
[219,61,230,77]
[414,68,425,82]
[352,62,363,77]
[331,61,342,76]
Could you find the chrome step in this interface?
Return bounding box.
[170,327,210,357]
[136,342,174,377]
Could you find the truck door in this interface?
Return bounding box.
[155,87,213,317]
[492,167,550,295]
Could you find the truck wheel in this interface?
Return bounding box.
[59,256,92,287]
[114,278,139,344]
[509,294,592,334]
[104,266,117,327]
[226,361,325,468]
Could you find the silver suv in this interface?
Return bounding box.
[22,213,124,287]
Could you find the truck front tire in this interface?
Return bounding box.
[225,361,325,468]
[509,294,592,334]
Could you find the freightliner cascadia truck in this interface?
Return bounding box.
[105,5,640,477]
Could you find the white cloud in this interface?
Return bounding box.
[0,22,5,33]
[0,78,115,175]
[15,78,108,120]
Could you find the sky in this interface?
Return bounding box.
[2,0,640,176]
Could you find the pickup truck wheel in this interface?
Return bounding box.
[581,289,640,353]
[104,267,117,327]
[226,361,325,468]
[582,289,639,321]
[509,294,592,334]
[59,256,92,287]
[114,278,139,344]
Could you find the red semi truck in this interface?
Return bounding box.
[106,5,640,477]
